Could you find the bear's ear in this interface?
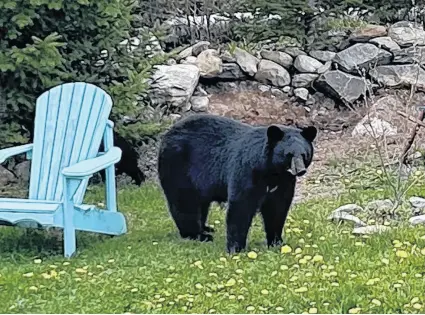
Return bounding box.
[301,126,317,142]
[267,125,284,142]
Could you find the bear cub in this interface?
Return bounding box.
[157,114,317,254]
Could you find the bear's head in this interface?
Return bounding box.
[266,125,317,177]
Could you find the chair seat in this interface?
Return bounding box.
[0,198,61,213]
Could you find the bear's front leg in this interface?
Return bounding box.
[260,178,296,247]
[226,195,261,254]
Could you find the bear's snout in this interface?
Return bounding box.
[288,157,307,177]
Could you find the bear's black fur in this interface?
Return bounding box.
[157,114,317,253]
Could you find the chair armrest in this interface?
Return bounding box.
[0,144,33,164]
[62,147,122,179]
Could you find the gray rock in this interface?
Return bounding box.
[284,47,307,57]
[190,96,209,112]
[328,211,367,227]
[181,56,198,65]
[409,215,425,225]
[260,50,293,68]
[352,225,390,235]
[193,85,208,97]
[349,24,387,42]
[369,36,401,51]
[282,86,291,93]
[192,41,211,56]
[333,204,364,214]
[292,73,318,88]
[0,165,16,186]
[409,197,425,208]
[216,63,247,80]
[334,43,392,73]
[315,70,366,103]
[294,55,323,73]
[14,161,30,184]
[233,47,260,76]
[309,50,336,62]
[258,84,271,93]
[196,49,223,78]
[221,50,236,62]
[149,64,200,108]
[388,22,425,47]
[167,58,177,65]
[176,46,193,61]
[352,117,397,137]
[254,59,291,87]
[393,46,425,65]
[369,65,425,91]
[294,88,309,101]
[270,88,286,99]
[317,61,332,74]
[169,113,182,122]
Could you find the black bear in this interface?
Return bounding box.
[157,114,317,254]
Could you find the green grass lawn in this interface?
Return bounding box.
[1,182,425,314]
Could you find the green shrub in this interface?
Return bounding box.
[0,0,167,148]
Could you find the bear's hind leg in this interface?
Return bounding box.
[260,182,295,247]
[167,191,213,243]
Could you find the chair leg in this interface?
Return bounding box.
[63,177,80,258]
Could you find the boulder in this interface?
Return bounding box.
[190,96,209,112]
[284,47,307,57]
[14,161,30,184]
[233,47,260,76]
[352,225,390,235]
[192,41,211,56]
[177,46,193,61]
[349,24,387,42]
[216,63,247,80]
[294,55,323,73]
[0,165,16,186]
[260,50,293,68]
[369,36,401,51]
[369,64,425,91]
[388,22,425,47]
[254,60,291,87]
[149,64,200,109]
[181,56,197,65]
[410,196,425,208]
[309,50,336,62]
[294,88,309,101]
[352,117,397,137]
[327,211,367,227]
[334,43,392,73]
[196,49,223,78]
[393,46,425,65]
[409,215,425,225]
[333,204,364,215]
[317,61,332,74]
[315,70,366,103]
[292,73,318,88]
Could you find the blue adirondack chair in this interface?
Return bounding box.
[0,82,127,257]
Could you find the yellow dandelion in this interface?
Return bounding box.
[33,259,42,264]
[299,259,308,264]
[96,265,104,269]
[276,307,284,311]
[413,304,422,310]
[232,255,240,260]
[381,258,389,265]
[205,292,212,297]
[308,308,318,314]
[411,297,419,304]
[209,272,218,277]
[415,273,422,278]
[261,289,269,295]
[295,248,303,254]
[63,262,70,266]
[195,283,203,289]
[225,278,236,287]
[295,286,308,293]
[75,268,87,274]
[420,248,425,256]
[331,282,339,287]
[289,276,298,282]
[304,255,312,260]
[41,273,51,279]
[23,272,34,278]
[229,295,236,300]
[371,299,381,306]
[219,257,227,263]
[281,245,292,254]
[235,269,243,274]
[131,288,138,293]
[238,295,245,300]
[271,271,278,276]
[29,286,38,291]
[280,265,289,270]
[108,259,115,263]
[319,236,326,241]
[312,255,323,263]
[247,251,258,259]
[247,306,255,311]
[348,308,361,314]
[194,260,202,266]
[303,220,310,224]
